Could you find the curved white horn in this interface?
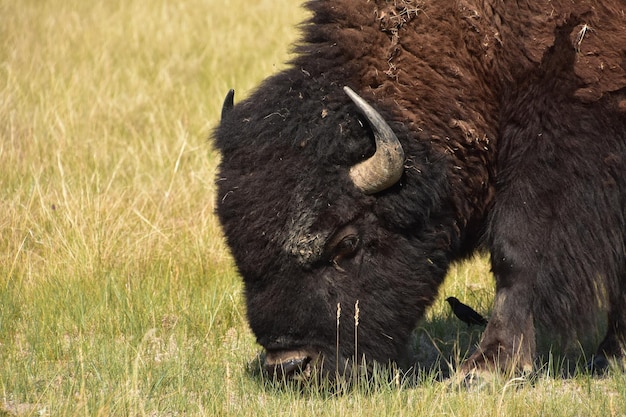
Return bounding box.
[344,86,405,194]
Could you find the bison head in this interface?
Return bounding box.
[215,81,455,379]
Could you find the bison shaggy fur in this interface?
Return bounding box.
[214,0,626,377]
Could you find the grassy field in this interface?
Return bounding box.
[1,0,625,415]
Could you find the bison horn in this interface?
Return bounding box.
[343,86,405,194]
[221,89,235,120]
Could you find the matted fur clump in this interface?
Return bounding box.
[215,0,626,378]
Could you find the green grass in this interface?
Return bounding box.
[1,0,625,415]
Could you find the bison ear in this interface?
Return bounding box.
[221,89,235,120]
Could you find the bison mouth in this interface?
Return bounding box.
[261,347,375,382]
[262,348,320,380]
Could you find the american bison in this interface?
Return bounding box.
[214,0,626,378]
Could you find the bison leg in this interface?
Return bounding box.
[462,276,536,373]
[590,304,626,373]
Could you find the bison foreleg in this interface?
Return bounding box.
[590,305,626,373]
[462,280,536,374]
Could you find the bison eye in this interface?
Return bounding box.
[336,235,359,255]
[324,226,361,270]
[331,234,360,267]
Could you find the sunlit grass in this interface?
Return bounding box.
[1,0,625,415]
[1,0,299,414]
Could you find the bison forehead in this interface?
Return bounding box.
[278,191,332,266]
[283,228,328,265]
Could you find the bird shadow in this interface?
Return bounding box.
[404,315,486,381]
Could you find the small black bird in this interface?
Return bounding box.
[445,296,488,327]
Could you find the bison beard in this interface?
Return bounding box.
[214,0,626,380]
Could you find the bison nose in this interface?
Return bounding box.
[263,350,314,379]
